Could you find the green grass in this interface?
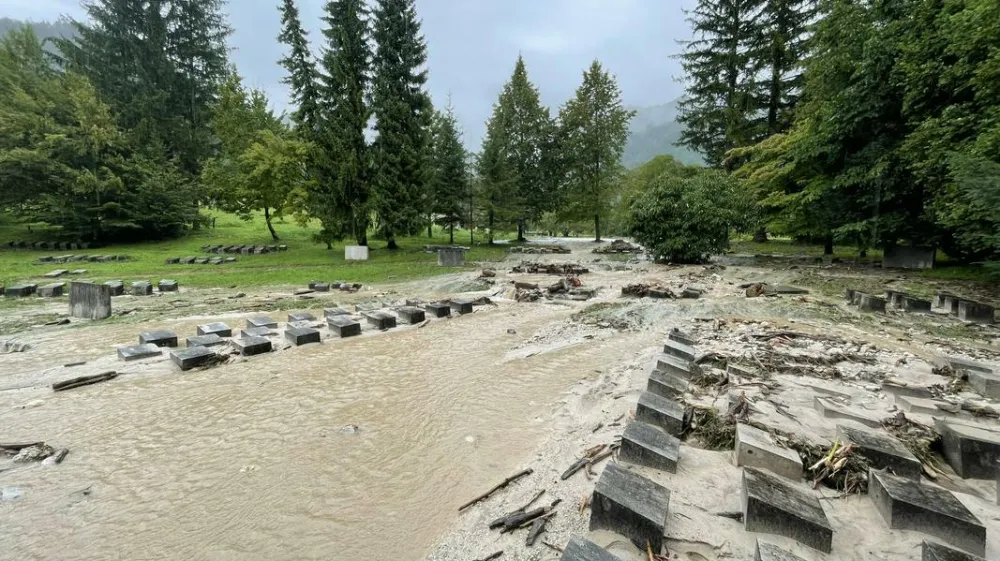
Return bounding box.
[0,211,509,290]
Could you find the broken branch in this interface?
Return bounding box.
[459,468,533,512]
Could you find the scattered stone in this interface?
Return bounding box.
[40,448,69,466]
[323,307,350,318]
[170,347,220,371]
[813,396,880,427]
[622,283,673,298]
[396,306,426,324]
[511,261,588,275]
[246,316,278,329]
[619,421,680,473]
[742,467,833,553]
[103,280,124,296]
[755,540,807,561]
[635,391,685,437]
[921,540,986,561]
[130,281,153,296]
[593,239,641,254]
[328,315,362,338]
[480,269,496,278]
[287,312,316,323]
[185,334,225,348]
[425,302,451,318]
[590,462,670,550]
[560,537,621,561]
[241,327,274,338]
[38,282,65,297]
[647,370,689,400]
[734,423,803,480]
[957,301,995,324]
[663,339,696,362]
[44,269,68,278]
[450,298,474,315]
[139,329,178,348]
[117,343,162,361]
[157,279,178,292]
[837,425,921,479]
[230,335,272,356]
[197,322,232,337]
[365,311,397,330]
[935,419,1000,479]
[869,469,985,556]
[285,326,321,346]
[859,294,887,313]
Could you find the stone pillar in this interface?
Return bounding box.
[69,281,112,320]
[437,247,466,266]
[345,245,369,261]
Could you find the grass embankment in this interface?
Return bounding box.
[0,211,508,290]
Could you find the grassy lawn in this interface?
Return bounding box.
[0,211,510,289]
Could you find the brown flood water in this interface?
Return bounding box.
[0,302,635,561]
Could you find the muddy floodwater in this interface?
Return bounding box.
[0,286,646,561]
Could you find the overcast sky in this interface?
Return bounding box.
[4,0,696,147]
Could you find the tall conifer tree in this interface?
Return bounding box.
[428,103,469,244]
[277,0,321,136]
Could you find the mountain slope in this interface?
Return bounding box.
[623,99,704,168]
[0,17,76,42]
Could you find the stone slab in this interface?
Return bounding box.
[130,281,153,296]
[241,327,274,338]
[230,336,272,356]
[38,282,65,297]
[859,294,887,313]
[813,396,880,427]
[742,467,833,553]
[837,425,921,479]
[922,540,987,561]
[396,306,426,324]
[425,302,451,318]
[197,322,232,337]
[139,329,178,348]
[882,380,935,399]
[734,423,803,480]
[5,284,37,297]
[663,339,696,362]
[103,280,124,296]
[935,419,1000,479]
[958,301,994,324]
[902,296,933,313]
[620,421,680,472]
[117,343,162,361]
[647,370,688,400]
[437,247,466,266]
[946,356,993,374]
[323,307,350,318]
[365,311,397,330]
[44,269,68,278]
[284,326,321,346]
[328,315,361,337]
[246,316,278,329]
[157,279,178,292]
[869,469,985,556]
[668,328,697,346]
[896,394,956,416]
[185,334,225,348]
[560,537,621,561]
[287,312,316,322]
[170,346,219,371]
[345,245,369,260]
[449,298,474,315]
[656,353,698,379]
[967,370,1000,400]
[590,462,670,551]
[755,540,808,561]
[635,391,685,437]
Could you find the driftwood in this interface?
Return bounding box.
[459,468,533,512]
[472,552,502,561]
[0,442,42,453]
[48,448,69,464]
[542,541,564,553]
[488,490,546,529]
[500,500,561,534]
[525,512,555,545]
[561,443,619,480]
[52,371,117,392]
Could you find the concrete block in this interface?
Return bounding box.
[44,269,68,278]
[170,346,219,371]
[883,245,936,269]
[323,307,350,318]
[396,306,426,324]
[38,282,65,297]
[313,283,330,292]
[936,419,1000,479]
[287,312,316,322]
[185,334,225,348]
[946,356,993,374]
[560,537,621,561]
[619,421,680,473]
[5,284,37,297]
[742,467,833,553]
[922,540,986,561]
[328,315,361,338]
[139,329,178,348]
[859,294,887,313]
[130,281,153,296]
[668,327,697,346]
[365,311,397,330]
[958,301,995,324]
[656,353,698,379]
[246,316,278,329]
[197,322,232,337]
[425,302,451,318]
[845,288,857,303]
[901,296,933,313]
[230,335,272,356]
[437,247,466,266]
[284,326,321,346]
[734,423,803,480]
[194,257,209,264]
[157,279,178,292]
[965,371,1000,400]
[635,391,685,437]
[69,269,87,275]
[869,469,985,556]
[345,245,369,260]
[647,370,688,399]
[813,396,880,427]
[755,540,807,561]
[837,425,921,479]
[943,295,961,315]
[590,462,670,551]
[241,327,274,338]
[935,292,955,309]
[117,343,162,361]
[663,339,695,362]
[727,363,757,379]
[103,280,124,296]
[884,290,907,308]
[896,394,956,416]
[450,298,474,315]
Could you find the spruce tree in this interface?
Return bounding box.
[429,103,469,244]
[370,0,431,249]
[318,0,372,245]
[277,0,322,136]
[476,105,517,245]
[558,60,634,242]
[759,0,816,134]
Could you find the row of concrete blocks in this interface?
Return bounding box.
[846,288,997,323]
[164,256,237,265]
[4,279,176,299]
[306,281,362,292]
[5,240,99,250]
[38,254,129,263]
[1,282,70,298]
[933,291,996,323]
[941,355,1000,403]
[201,244,288,254]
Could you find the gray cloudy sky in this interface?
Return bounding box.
[5,0,696,147]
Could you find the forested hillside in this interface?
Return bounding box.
[623,100,704,168]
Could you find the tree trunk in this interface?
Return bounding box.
[449,223,454,245]
[753,228,768,243]
[488,210,495,245]
[427,216,433,238]
[594,214,601,242]
[517,220,525,242]
[823,232,834,255]
[326,241,332,250]
[264,207,279,241]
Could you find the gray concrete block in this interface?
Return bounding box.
[425,302,451,318]
[734,423,803,480]
[837,425,921,479]
[437,247,466,266]
[620,421,680,473]
[230,335,272,356]
[246,316,278,329]
[895,395,956,416]
[742,467,833,553]
[946,356,993,374]
[635,391,685,436]
[241,327,274,338]
[944,295,962,315]
[103,280,124,296]
[560,537,621,561]
[882,380,935,400]
[364,311,397,330]
[287,312,316,322]
[590,462,670,551]
[284,326,321,346]
[957,301,994,324]
[936,419,1000,479]
[157,279,178,292]
[813,396,880,427]
[38,282,65,297]
[901,296,933,313]
[922,540,987,561]
[859,294,887,313]
[396,306,426,324]
[69,282,112,319]
[647,370,688,400]
[5,284,37,297]
[313,283,330,292]
[139,329,178,348]
[656,353,698,379]
[885,290,908,308]
[117,343,162,361]
[869,469,985,556]
[755,540,807,561]
[323,307,350,318]
[197,322,232,337]
[662,339,695,362]
[185,334,225,348]
[965,371,1000,400]
[44,269,68,278]
[170,346,219,371]
[935,292,955,309]
[130,281,153,296]
[450,298,474,315]
[328,315,361,338]
[668,328,697,346]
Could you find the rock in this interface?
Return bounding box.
[869,469,985,556]
[328,315,362,338]
[170,346,220,371]
[560,537,621,561]
[364,311,397,330]
[662,339,696,362]
[185,334,225,348]
[480,269,496,278]
[590,462,670,551]
[635,391,685,437]
[921,540,986,561]
[742,467,833,553]
[837,425,922,479]
[340,424,360,435]
[246,316,278,329]
[734,423,803,480]
[514,281,539,290]
[619,421,680,473]
[449,298,474,315]
[117,343,162,361]
[139,329,178,348]
[935,419,1000,479]
[680,287,702,299]
[197,322,232,338]
[230,335,272,356]
[284,326,321,346]
[12,444,55,463]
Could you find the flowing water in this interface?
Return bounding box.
[0,298,640,561]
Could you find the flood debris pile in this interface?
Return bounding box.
[1,442,68,465]
[592,239,642,254]
[511,261,588,275]
[510,245,571,255]
[514,277,596,302]
[742,282,810,298]
[620,283,674,299]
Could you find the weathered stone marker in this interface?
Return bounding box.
[170,347,219,371]
[656,353,698,379]
[285,326,321,346]
[130,281,153,296]
[396,306,426,324]
[197,322,232,337]
[662,339,696,362]
[936,419,1000,479]
[241,327,274,338]
[742,467,833,553]
[246,316,278,329]
[157,279,178,292]
[139,329,178,348]
[755,540,807,561]
[869,469,985,556]
[287,312,316,322]
[425,302,451,318]
[957,301,995,324]
[328,315,362,338]
[365,311,397,330]
[647,370,688,400]
[734,423,803,480]
[813,396,880,427]
[837,425,921,479]
[966,370,1000,400]
[69,281,112,319]
[39,282,65,297]
[103,280,124,296]
[559,537,621,561]
[921,540,986,561]
[449,298,474,315]
[185,334,225,348]
[230,335,272,356]
[44,269,68,278]
[437,247,466,266]
[635,391,685,436]
[946,356,994,374]
[345,245,369,260]
[323,307,350,318]
[619,421,680,473]
[5,284,38,297]
[117,343,162,361]
[895,394,955,416]
[590,462,670,551]
[859,294,887,313]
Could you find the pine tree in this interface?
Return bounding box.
[277,0,322,136]
[370,0,431,249]
[476,106,517,245]
[558,60,634,242]
[318,0,372,245]
[677,0,766,167]
[759,0,816,134]
[429,103,469,244]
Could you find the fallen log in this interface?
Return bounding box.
[488,489,545,529]
[52,371,117,392]
[501,499,561,533]
[458,468,533,512]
